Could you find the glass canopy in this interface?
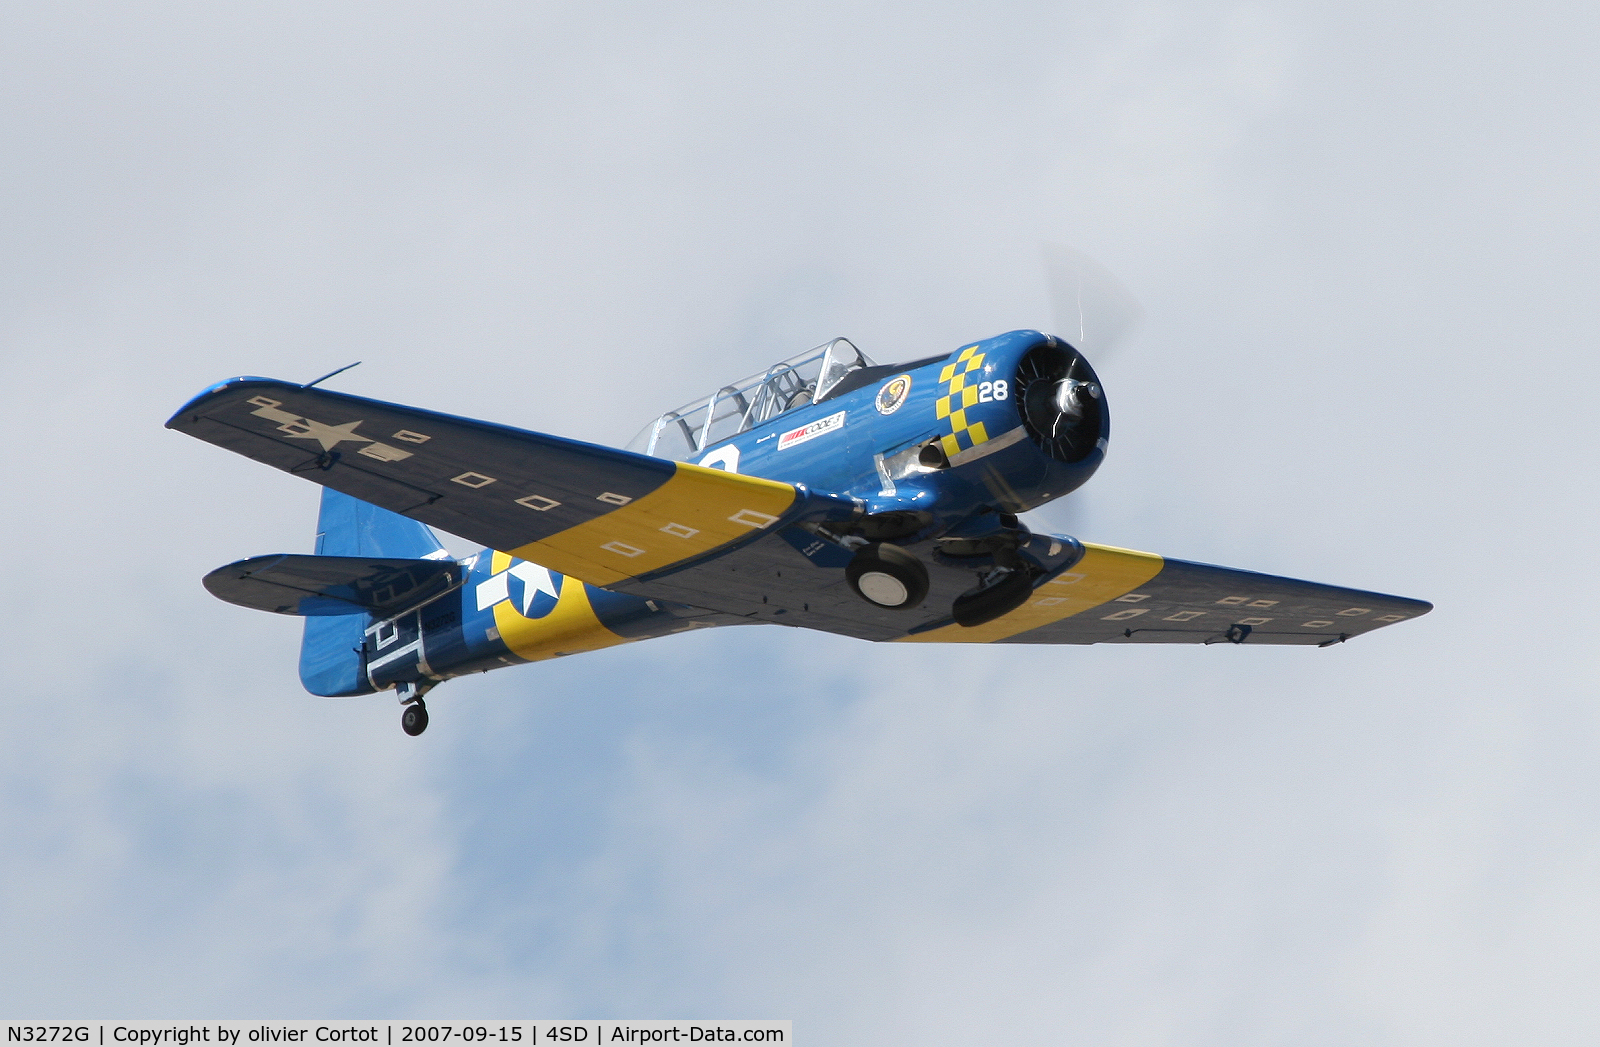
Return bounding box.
[626,338,873,461]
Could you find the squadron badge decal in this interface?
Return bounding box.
[875,374,912,415]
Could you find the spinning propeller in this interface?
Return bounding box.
[1041,242,1143,364]
[1034,243,1144,527]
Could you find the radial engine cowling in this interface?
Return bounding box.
[1016,341,1106,465]
[855,331,1108,518]
[967,335,1110,510]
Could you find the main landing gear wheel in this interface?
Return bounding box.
[846,543,930,609]
[952,569,1035,627]
[401,700,430,737]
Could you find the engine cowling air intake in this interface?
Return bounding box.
[1015,341,1106,464]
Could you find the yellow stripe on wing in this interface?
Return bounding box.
[898,542,1165,643]
[507,462,798,586]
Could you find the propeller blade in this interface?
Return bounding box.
[1041,242,1143,361]
[1030,244,1139,538]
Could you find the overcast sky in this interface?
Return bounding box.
[3,0,1598,1041]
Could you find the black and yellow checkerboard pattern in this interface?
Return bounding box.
[934,345,992,459]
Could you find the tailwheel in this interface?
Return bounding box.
[400,700,430,737]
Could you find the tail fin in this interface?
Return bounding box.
[300,489,449,696]
[312,487,446,559]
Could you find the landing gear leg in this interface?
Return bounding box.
[397,680,433,737]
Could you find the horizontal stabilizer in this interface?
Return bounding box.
[204,554,463,616]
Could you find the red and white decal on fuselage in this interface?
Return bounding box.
[778,410,845,451]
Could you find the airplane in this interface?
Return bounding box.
[167,330,1431,736]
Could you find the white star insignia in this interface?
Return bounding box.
[507,561,561,614]
[281,417,372,452]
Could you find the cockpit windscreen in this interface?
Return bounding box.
[626,338,873,460]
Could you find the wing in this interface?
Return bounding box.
[170,379,1428,645]
[899,542,1431,646]
[167,378,857,601]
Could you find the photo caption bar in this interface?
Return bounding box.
[1,1024,790,1046]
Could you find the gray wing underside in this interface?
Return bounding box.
[612,539,1431,647]
[998,557,1432,646]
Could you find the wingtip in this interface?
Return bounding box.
[165,376,290,429]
